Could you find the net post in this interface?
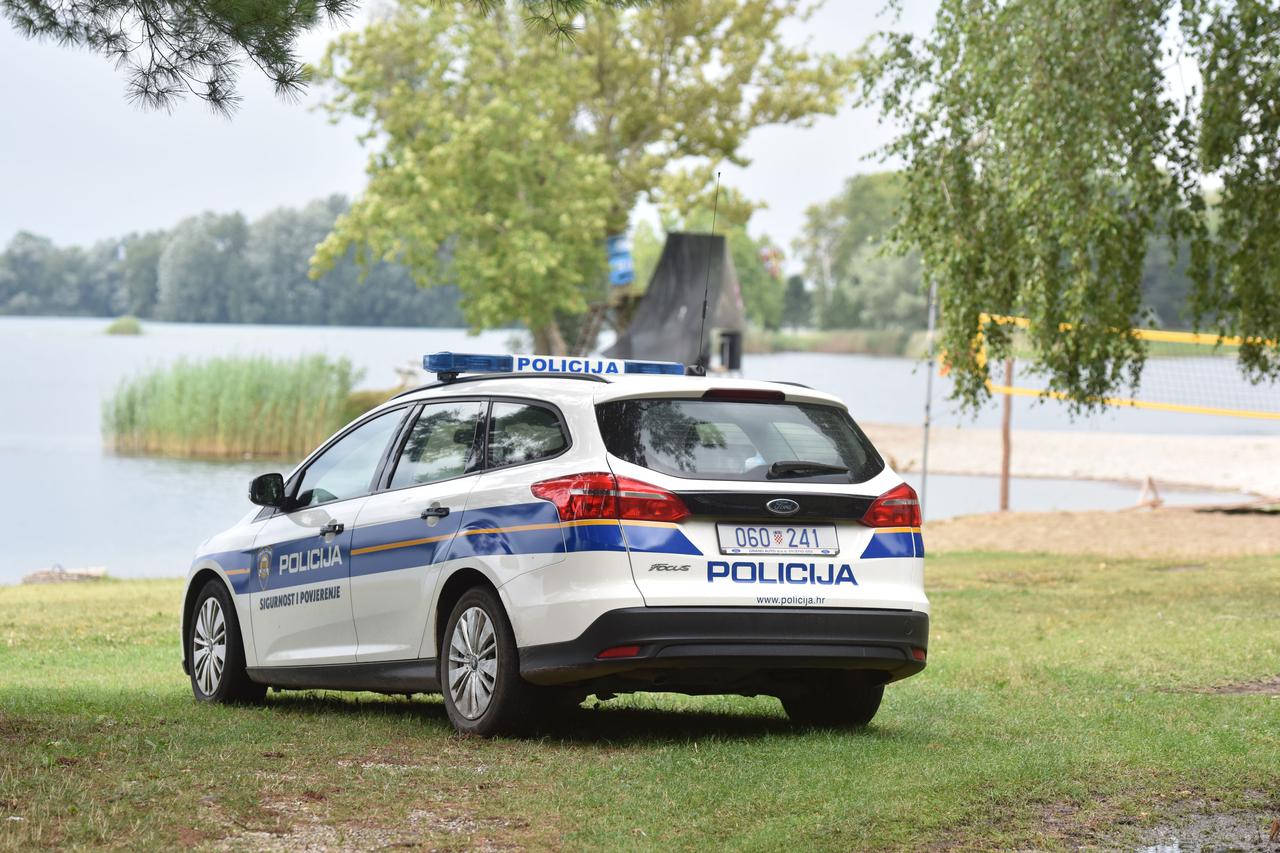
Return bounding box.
[1000,356,1014,512]
[920,279,938,521]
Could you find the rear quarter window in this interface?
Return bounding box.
[487,401,569,468]
[596,397,884,483]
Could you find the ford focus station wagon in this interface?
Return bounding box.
[182,354,928,736]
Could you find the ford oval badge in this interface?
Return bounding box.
[766,498,800,516]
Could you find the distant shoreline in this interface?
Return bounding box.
[746,328,930,357]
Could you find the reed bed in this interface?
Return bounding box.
[104,315,142,335]
[102,355,364,459]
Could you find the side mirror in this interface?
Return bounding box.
[249,473,287,508]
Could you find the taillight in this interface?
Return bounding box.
[530,472,616,520]
[860,482,921,528]
[531,472,690,523]
[614,476,691,522]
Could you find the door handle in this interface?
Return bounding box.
[420,506,450,520]
[319,520,344,536]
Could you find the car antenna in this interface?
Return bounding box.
[692,171,722,377]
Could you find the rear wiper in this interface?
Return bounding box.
[766,460,850,479]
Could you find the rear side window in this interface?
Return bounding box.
[596,398,883,483]
[487,402,568,468]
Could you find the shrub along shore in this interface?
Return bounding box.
[101,355,379,459]
[746,328,931,357]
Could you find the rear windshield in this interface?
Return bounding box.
[596,398,884,483]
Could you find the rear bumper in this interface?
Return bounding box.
[519,607,928,691]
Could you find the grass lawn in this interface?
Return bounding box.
[2,553,1277,850]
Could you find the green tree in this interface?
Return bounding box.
[828,245,924,330]
[795,172,926,330]
[155,212,250,322]
[313,0,855,352]
[312,6,610,353]
[798,170,1200,332]
[1140,236,1194,328]
[629,219,664,292]
[0,232,113,315]
[781,274,812,328]
[0,199,467,324]
[245,197,348,325]
[0,233,63,314]
[731,232,783,330]
[118,232,168,316]
[249,196,466,327]
[863,0,1280,410]
[796,172,903,279]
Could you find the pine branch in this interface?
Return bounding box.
[3,0,357,115]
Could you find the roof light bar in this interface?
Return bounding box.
[423,352,685,381]
[424,353,514,375]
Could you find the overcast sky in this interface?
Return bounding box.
[0,2,937,258]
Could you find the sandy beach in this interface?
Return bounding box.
[925,506,1280,559]
[863,422,1280,497]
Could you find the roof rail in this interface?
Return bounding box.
[392,372,611,400]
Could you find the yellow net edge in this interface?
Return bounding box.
[976,313,1280,421]
[977,312,1277,348]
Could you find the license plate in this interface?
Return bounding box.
[716,523,839,556]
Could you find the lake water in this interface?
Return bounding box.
[0,316,1267,583]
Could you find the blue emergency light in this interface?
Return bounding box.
[423,352,685,380]
[424,352,514,375]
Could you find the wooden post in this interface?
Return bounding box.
[1000,356,1014,512]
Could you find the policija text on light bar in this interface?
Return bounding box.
[423,352,687,378]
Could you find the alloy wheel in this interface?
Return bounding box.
[192,596,227,696]
[447,606,498,719]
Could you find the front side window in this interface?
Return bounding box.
[388,400,486,488]
[293,409,407,508]
[487,402,568,468]
[596,398,883,483]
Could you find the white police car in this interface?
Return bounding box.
[182,353,928,735]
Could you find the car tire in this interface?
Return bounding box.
[781,680,883,728]
[440,586,538,737]
[188,578,266,704]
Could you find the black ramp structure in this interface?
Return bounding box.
[605,232,746,367]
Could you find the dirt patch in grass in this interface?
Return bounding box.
[200,759,547,852]
[1187,676,1280,695]
[998,797,1280,851]
[1136,808,1279,852]
[0,714,53,745]
[215,798,528,853]
[926,506,1280,559]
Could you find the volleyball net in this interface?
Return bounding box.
[978,313,1280,422]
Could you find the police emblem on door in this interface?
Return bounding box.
[256,547,272,590]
